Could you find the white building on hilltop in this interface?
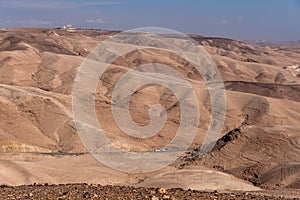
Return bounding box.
[62,24,76,31]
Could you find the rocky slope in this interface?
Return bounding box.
[0,28,299,197]
[1,184,298,200]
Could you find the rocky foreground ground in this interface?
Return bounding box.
[0,184,299,200]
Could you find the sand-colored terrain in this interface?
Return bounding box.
[0,28,299,198]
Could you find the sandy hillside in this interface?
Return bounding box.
[0,28,299,197]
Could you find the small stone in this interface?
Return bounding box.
[83,192,90,198]
[93,194,99,198]
[158,188,167,194]
[163,195,170,199]
[151,196,159,200]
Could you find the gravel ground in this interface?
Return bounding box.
[0,184,299,200]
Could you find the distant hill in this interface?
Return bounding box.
[246,40,300,47]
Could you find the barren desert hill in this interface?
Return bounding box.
[248,40,300,48]
[0,28,299,194]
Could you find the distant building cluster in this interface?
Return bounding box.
[62,24,76,32]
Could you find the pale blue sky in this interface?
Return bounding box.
[0,0,300,40]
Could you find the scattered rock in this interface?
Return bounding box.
[158,188,167,194]
[93,193,99,198]
[83,191,90,198]
[0,184,296,199]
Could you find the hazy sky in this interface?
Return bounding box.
[1,0,300,40]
